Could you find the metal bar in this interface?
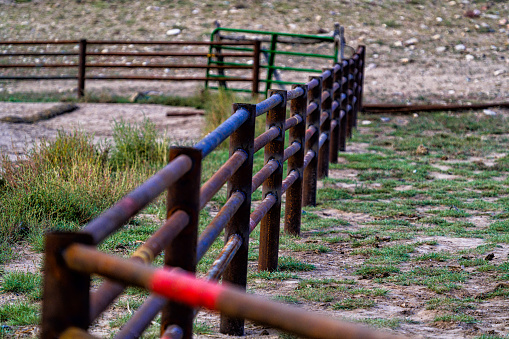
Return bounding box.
[162,147,202,338]
[0,76,78,80]
[252,40,261,95]
[194,108,249,157]
[302,76,322,207]
[86,76,252,81]
[206,234,243,281]
[283,142,301,162]
[281,170,300,194]
[0,40,79,44]
[318,68,333,179]
[362,102,509,113]
[256,92,284,117]
[82,64,253,69]
[196,192,244,261]
[254,126,280,153]
[351,54,360,130]
[307,102,318,116]
[77,39,87,98]
[259,89,287,272]
[0,40,254,45]
[115,295,167,339]
[64,244,405,339]
[319,132,328,149]
[284,114,302,131]
[287,86,305,100]
[249,194,277,233]
[199,150,247,210]
[252,160,279,192]
[89,211,189,321]
[284,84,307,236]
[266,34,278,94]
[86,52,253,57]
[305,125,317,141]
[81,155,192,244]
[0,52,79,56]
[220,103,256,336]
[214,28,227,89]
[0,64,78,68]
[41,233,93,339]
[260,49,336,59]
[303,150,315,169]
[260,65,323,73]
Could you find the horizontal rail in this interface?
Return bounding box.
[284,114,303,131]
[199,150,248,209]
[281,170,300,194]
[194,108,250,157]
[254,126,280,153]
[252,160,279,192]
[86,52,253,57]
[249,194,277,233]
[0,40,256,46]
[63,244,401,339]
[287,86,305,100]
[81,154,192,245]
[256,93,284,117]
[206,234,243,281]
[0,63,253,69]
[283,142,301,162]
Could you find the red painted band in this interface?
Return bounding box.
[150,268,224,310]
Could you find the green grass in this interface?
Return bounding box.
[0,271,42,301]
[0,302,39,326]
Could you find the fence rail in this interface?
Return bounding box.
[0,39,261,97]
[39,46,385,339]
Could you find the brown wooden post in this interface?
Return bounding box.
[302,76,322,207]
[284,85,307,236]
[252,40,261,97]
[339,60,349,151]
[41,232,93,338]
[329,65,341,163]
[258,89,287,272]
[345,59,354,139]
[220,104,256,336]
[77,39,87,99]
[162,147,202,339]
[318,69,333,179]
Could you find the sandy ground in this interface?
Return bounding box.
[0,102,204,162]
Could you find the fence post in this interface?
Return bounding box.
[265,34,278,94]
[220,104,256,336]
[318,69,333,179]
[329,65,341,163]
[252,40,261,97]
[357,45,366,114]
[259,89,287,272]
[346,59,354,139]
[77,39,87,99]
[351,56,359,130]
[302,76,322,207]
[161,147,201,338]
[41,232,93,338]
[284,85,307,236]
[339,60,348,151]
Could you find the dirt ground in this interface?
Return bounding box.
[1,0,509,338]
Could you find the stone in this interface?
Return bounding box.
[494,69,506,76]
[166,28,181,36]
[436,46,447,53]
[366,63,377,70]
[288,23,297,30]
[400,58,411,64]
[455,44,466,51]
[432,34,441,40]
[404,37,419,46]
[465,54,474,61]
[436,17,443,22]
[361,120,372,125]
[394,41,403,47]
[499,19,508,26]
[192,8,200,15]
[483,109,497,116]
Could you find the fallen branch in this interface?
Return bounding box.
[0,103,78,123]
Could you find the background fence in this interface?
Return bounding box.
[38,46,390,339]
[0,40,260,97]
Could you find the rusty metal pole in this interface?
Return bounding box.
[220,104,256,336]
[161,147,202,338]
[318,69,333,179]
[41,232,93,338]
[329,65,341,163]
[77,39,87,99]
[302,76,322,207]
[252,40,261,97]
[258,90,287,272]
[339,60,348,151]
[284,85,307,236]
